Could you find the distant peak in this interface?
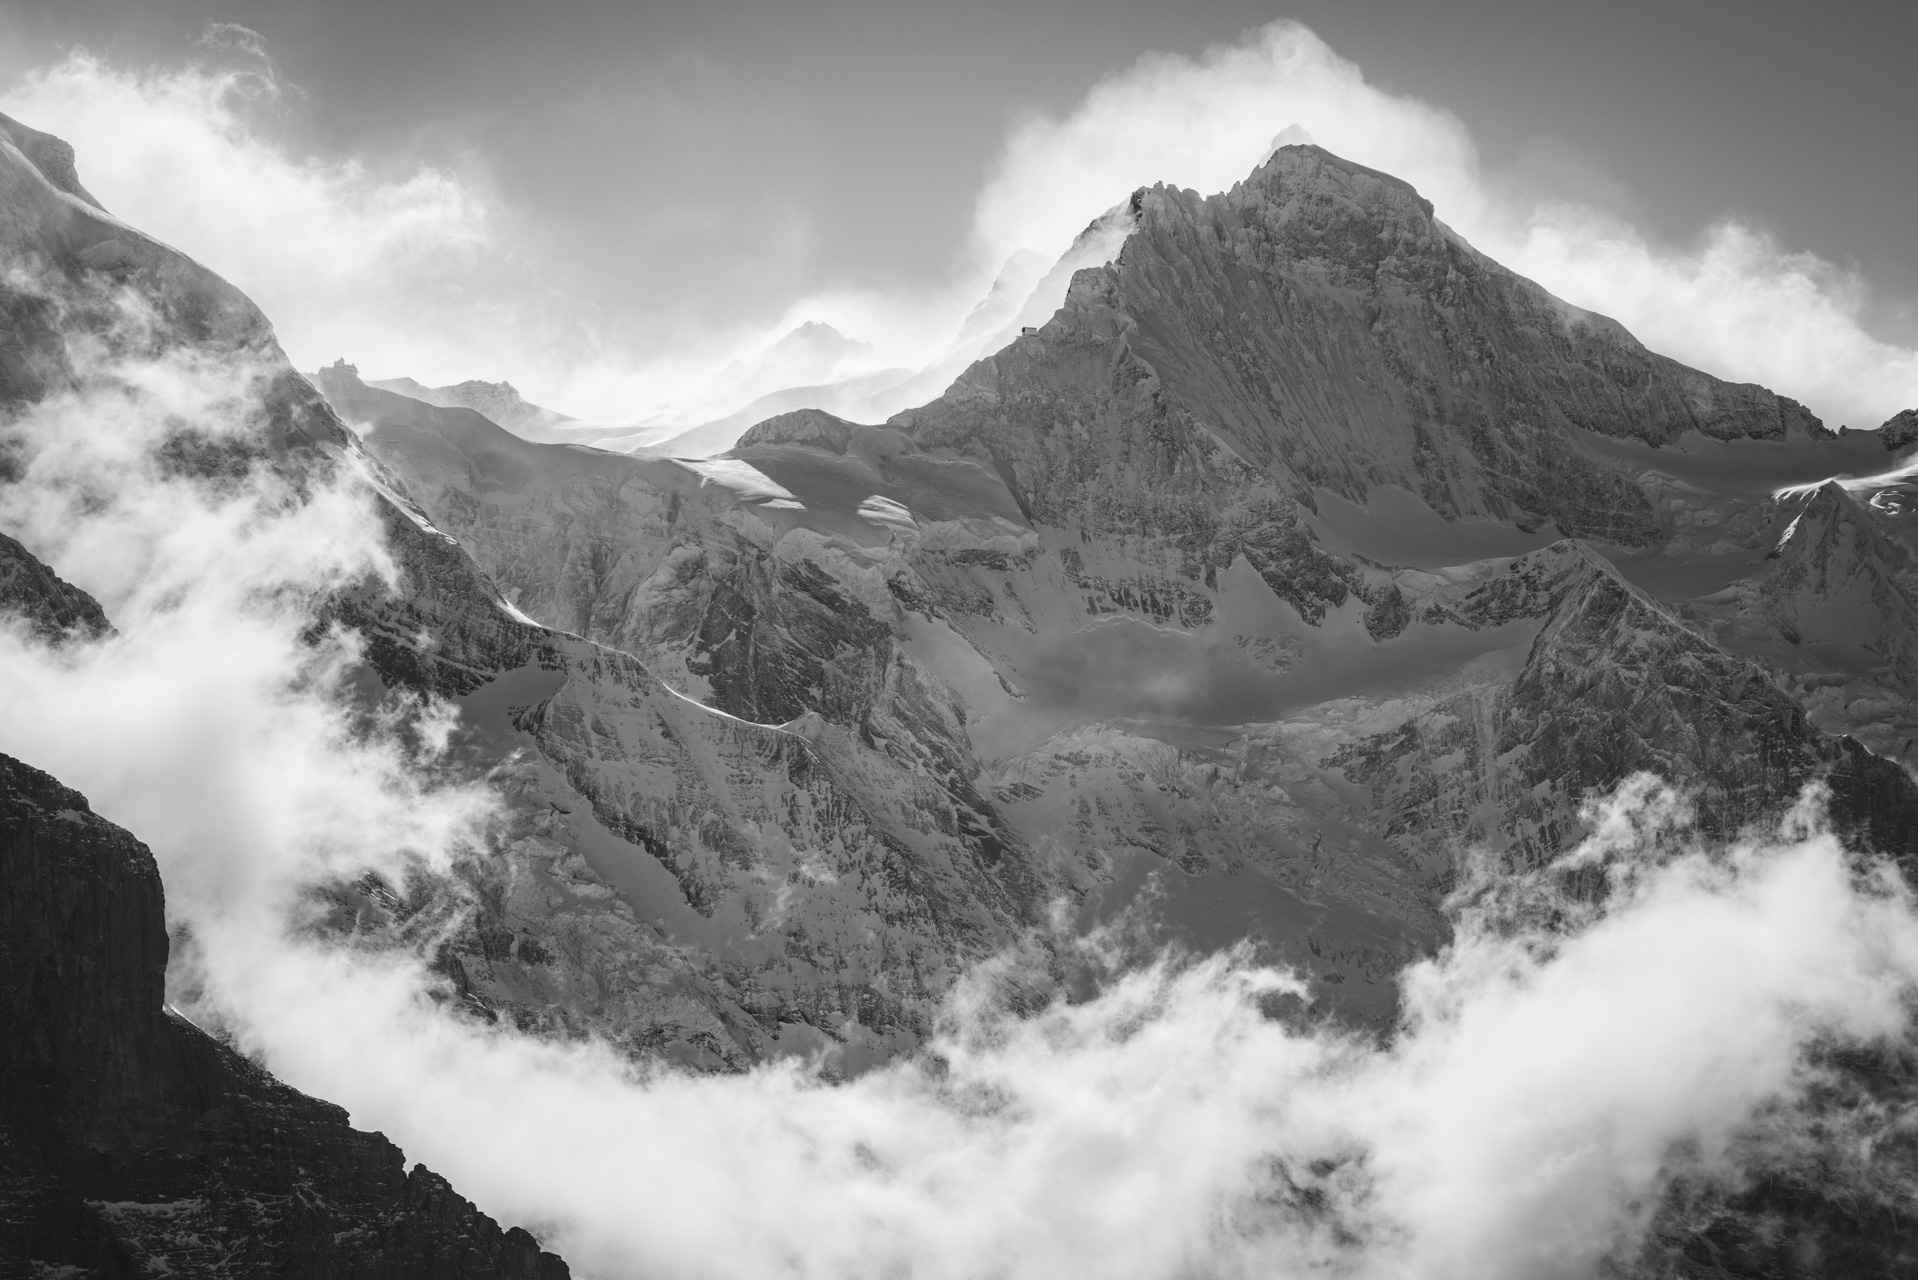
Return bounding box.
[1259,123,1316,164]
[767,321,870,360]
[445,378,523,401]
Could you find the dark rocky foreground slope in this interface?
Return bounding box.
[0,533,567,1276]
[0,748,568,1277]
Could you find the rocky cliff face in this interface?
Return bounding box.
[0,749,569,1278]
[0,530,108,641]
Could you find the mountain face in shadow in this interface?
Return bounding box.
[321,144,1918,1050]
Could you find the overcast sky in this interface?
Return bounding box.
[0,0,1913,420]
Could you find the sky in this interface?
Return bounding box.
[0,0,1913,424]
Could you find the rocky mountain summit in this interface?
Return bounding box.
[900,146,1821,548]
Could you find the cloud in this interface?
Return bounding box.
[0,52,546,401]
[0,48,941,427]
[3,310,1917,1277]
[968,22,1918,427]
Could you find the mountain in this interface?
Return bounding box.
[367,373,577,440]
[1759,481,1918,682]
[312,364,1050,1060]
[324,143,1918,1046]
[0,531,109,642]
[1880,407,1918,452]
[952,249,1052,350]
[0,746,571,1278]
[625,321,895,456]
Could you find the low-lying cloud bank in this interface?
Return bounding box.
[3,333,1917,1279]
[4,22,1914,429]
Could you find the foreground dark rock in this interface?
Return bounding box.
[897,144,1823,554]
[0,751,569,1278]
[0,531,108,642]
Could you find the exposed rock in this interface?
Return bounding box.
[1759,481,1918,681]
[309,368,1046,1055]
[0,530,109,641]
[1321,543,1918,871]
[734,407,860,453]
[20,111,1918,1107]
[0,750,568,1277]
[0,118,1044,1067]
[1880,407,1918,452]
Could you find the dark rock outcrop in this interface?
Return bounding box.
[0,751,569,1277]
[1758,481,1918,682]
[0,531,108,641]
